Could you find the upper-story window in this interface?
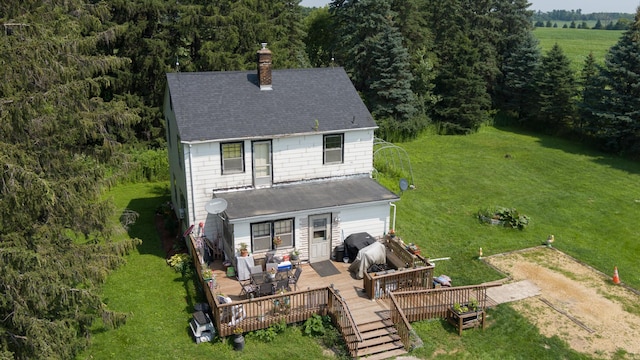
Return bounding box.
[323,134,343,164]
[221,142,244,174]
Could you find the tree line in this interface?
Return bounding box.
[534,18,633,30]
[1,0,640,358]
[532,9,635,22]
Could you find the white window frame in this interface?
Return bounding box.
[221,142,244,174]
[323,134,343,164]
[251,218,294,253]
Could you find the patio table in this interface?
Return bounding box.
[251,271,290,296]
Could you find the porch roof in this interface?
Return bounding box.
[215,177,399,221]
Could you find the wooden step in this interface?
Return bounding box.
[360,327,398,340]
[357,318,393,332]
[357,333,401,348]
[355,340,405,358]
[343,319,396,343]
[360,348,408,360]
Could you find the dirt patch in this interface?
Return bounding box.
[155,214,181,259]
[485,247,640,359]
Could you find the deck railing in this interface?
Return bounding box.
[388,293,412,350]
[387,284,500,350]
[364,265,434,299]
[390,284,496,322]
[385,236,429,268]
[212,287,329,337]
[327,287,362,357]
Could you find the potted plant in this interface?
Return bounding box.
[232,326,245,351]
[267,267,277,280]
[273,236,282,248]
[407,243,421,255]
[452,297,479,314]
[201,268,213,281]
[238,242,249,257]
[289,248,299,261]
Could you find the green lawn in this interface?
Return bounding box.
[533,27,623,71]
[82,127,640,359]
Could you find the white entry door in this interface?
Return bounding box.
[308,214,331,263]
[252,141,272,187]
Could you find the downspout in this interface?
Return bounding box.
[389,202,396,232]
[188,144,196,224]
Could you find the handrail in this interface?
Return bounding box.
[388,292,413,350]
[329,287,363,343]
[328,287,362,358]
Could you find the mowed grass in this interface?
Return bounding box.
[533,27,623,71]
[84,127,640,359]
[380,126,640,291]
[80,183,334,359]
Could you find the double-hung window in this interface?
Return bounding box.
[221,142,244,174]
[251,219,294,253]
[323,134,343,164]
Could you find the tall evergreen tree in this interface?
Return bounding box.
[0,2,141,358]
[496,31,541,121]
[367,26,417,121]
[426,0,491,133]
[589,7,640,155]
[577,52,602,135]
[492,0,535,104]
[534,43,577,133]
[331,0,419,137]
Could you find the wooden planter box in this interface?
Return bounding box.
[447,307,485,336]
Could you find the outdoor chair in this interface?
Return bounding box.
[274,278,290,293]
[249,264,263,275]
[238,265,262,298]
[288,267,302,291]
[266,263,278,273]
[240,283,257,299]
[257,282,274,297]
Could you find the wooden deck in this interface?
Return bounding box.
[207,257,391,323]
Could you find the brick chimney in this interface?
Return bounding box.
[257,43,272,90]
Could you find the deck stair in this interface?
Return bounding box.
[346,318,407,359]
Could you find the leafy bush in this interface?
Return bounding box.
[302,314,327,336]
[167,253,193,276]
[248,319,287,342]
[478,206,530,230]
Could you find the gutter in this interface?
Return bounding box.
[188,143,196,224]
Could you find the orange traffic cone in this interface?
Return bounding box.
[613,266,621,284]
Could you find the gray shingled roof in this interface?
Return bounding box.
[166,68,376,142]
[216,177,399,221]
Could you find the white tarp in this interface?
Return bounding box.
[348,241,386,279]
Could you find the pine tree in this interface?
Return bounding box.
[577,52,602,135]
[534,43,577,133]
[491,0,536,102]
[426,0,491,133]
[0,2,141,358]
[331,0,419,137]
[590,7,640,155]
[496,31,542,122]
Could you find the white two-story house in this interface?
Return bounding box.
[163,44,399,265]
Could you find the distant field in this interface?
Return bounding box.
[533,27,623,71]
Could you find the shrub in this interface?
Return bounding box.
[478,206,530,230]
